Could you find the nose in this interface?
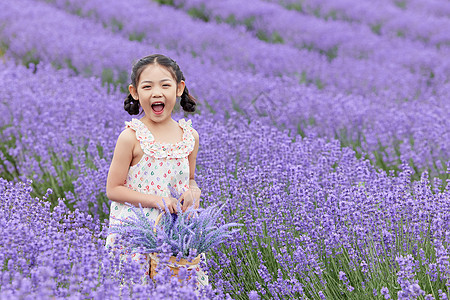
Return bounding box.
[152,87,163,97]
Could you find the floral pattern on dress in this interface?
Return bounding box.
[106,118,194,239]
[130,118,195,159]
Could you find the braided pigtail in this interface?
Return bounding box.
[180,86,197,112]
[124,93,140,115]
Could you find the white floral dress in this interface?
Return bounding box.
[106,118,208,286]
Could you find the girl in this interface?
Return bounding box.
[105,54,208,286]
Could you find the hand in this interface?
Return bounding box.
[179,187,201,212]
[160,196,180,214]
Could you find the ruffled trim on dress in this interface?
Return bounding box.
[125,118,195,159]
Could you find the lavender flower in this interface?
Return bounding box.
[338,271,354,292]
[109,199,242,258]
[1,0,450,298]
[2,0,449,177]
[0,179,216,299]
[380,287,391,299]
[248,290,260,300]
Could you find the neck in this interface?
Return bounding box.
[141,115,175,128]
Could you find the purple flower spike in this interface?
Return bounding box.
[109,201,242,258]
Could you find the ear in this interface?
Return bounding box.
[177,81,185,97]
[128,84,138,100]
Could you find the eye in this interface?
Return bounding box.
[143,85,151,89]
[163,84,171,88]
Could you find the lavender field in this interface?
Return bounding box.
[0,0,449,299]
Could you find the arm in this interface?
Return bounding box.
[106,128,170,209]
[181,129,201,211]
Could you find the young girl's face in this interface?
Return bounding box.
[129,64,185,123]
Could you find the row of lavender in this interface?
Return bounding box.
[168,0,450,69]
[39,0,450,100]
[1,61,449,299]
[265,0,450,47]
[1,0,449,178]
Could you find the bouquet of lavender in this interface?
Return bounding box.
[109,186,242,259]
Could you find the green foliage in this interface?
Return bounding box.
[129,32,146,42]
[315,78,325,90]
[335,131,448,190]
[324,10,338,21]
[394,0,407,9]
[0,119,108,212]
[0,124,19,181]
[297,70,308,85]
[397,30,405,38]
[321,46,339,62]
[74,8,83,17]
[243,16,256,30]
[190,50,198,58]
[203,99,216,114]
[286,3,304,13]
[0,41,8,57]
[297,123,306,138]
[101,68,114,86]
[90,192,110,222]
[371,23,382,35]
[31,151,77,208]
[101,68,128,88]
[153,0,174,5]
[64,58,79,74]
[255,30,269,43]
[313,8,322,18]
[231,97,247,117]
[302,42,339,62]
[220,14,237,26]
[21,49,40,71]
[187,5,209,22]
[256,30,285,44]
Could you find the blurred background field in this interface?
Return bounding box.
[0,0,449,299]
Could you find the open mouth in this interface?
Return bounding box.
[151,102,165,114]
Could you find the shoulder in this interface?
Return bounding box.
[191,128,199,141]
[116,127,137,148]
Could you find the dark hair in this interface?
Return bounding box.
[124,54,197,115]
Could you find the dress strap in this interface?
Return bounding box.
[124,118,195,159]
[125,118,154,143]
[178,118,194,134]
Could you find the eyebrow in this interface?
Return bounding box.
[140,79,173,85]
